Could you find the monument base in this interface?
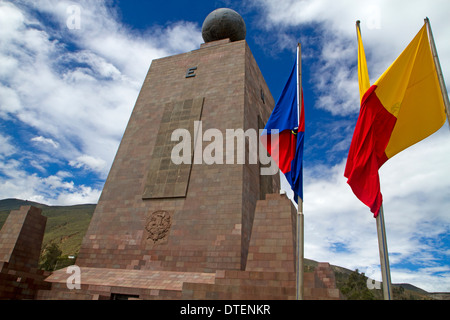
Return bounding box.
[37,264,342,300]
[36,194,343,300]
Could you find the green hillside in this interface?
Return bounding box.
[0,198,95,257]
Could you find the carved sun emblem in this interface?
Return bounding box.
[145,210,172,244]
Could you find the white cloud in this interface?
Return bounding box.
[0,86,22,118]
[69,155,107,176]
[393,267,450,293]
[0,134,16,157]
[53,185,101,205]
[0,155,100,205]
[31,136,59,148]
[0,0,203,204]
[252,0,450,115]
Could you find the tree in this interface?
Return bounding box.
[40,242,62,271]
[340,269,376,300]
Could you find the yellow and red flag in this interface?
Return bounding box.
[357,22,370,102]
[345,23,447,217]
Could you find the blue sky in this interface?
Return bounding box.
[1,0,449,293]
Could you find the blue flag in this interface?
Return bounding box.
[261,54,304,201]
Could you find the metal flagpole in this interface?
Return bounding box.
[356,20,393,300]
[296,197,304,300]
[376,204,393,300]
[295,43,304,301]
[425,17,450,128]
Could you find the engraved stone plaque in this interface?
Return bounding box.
[142,97,204,199]
[145,210,172,244]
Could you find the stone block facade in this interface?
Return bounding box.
[75,38,278,273]
[37,194,342,300]
[0,206,50,299]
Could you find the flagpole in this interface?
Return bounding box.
[376,204,393,300]
[425,17,450,128]
[296,196,304,300]
[295,43,304,301]
[356,20,393,300]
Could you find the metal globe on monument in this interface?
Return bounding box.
[201,8,246,43]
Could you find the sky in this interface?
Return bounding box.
[0,0,449,293]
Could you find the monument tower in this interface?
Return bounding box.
[74,7,280,272]
[37,9,342,300]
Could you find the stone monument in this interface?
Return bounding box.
[0,206,50,299]
[35,8,342,300]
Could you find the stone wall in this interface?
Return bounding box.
[0,206,50,299]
